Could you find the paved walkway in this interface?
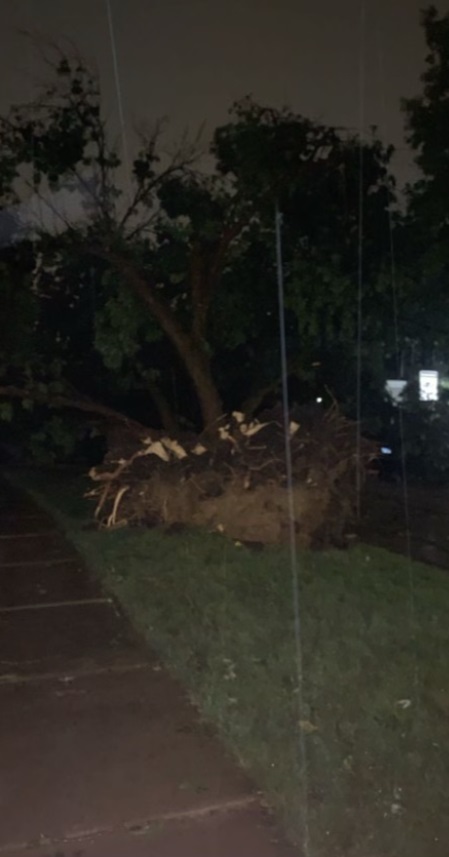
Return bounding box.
[0,480,299,856]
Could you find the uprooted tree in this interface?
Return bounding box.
[0,51,398,427]
[0,48,397,542]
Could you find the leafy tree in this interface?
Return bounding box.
[400,5,449,381]
[211,98,397,412]
[373,6,449,482]
[0,50,397,436]
[403,6,449,241]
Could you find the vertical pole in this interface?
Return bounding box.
[356,0,366,518]
[275,204,310,857]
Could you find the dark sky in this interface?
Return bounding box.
[0,0,443,190]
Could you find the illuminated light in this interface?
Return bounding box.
[419,370,439,402]
[316,397,323,403]
[381,447,392,455]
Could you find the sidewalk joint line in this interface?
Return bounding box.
[0,557,79,569]
[0,661,152,685]
[0,796,258,853]
[0,597,111,614]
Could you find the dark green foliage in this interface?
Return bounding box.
[403,7,449,233]
[0,44,410,438]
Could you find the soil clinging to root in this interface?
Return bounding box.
[87,404,375,548]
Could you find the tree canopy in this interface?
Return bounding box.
[0,41,412,454]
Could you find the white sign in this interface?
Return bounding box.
[385,379,407,404]
[419,370,439,402]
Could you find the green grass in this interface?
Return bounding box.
[9,467,449,857]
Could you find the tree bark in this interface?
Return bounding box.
[96,249,223,427]
[146,377,179,434]
[189,223,244,343]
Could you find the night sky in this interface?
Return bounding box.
[0,0,444,192]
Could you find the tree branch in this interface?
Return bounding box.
[89,247,223,426]
[241,360,304,417]
[0,385,146,436]
[190,219,246,342]
[118,161,193,235]
[91,246,192,348]
[147,377,179,433]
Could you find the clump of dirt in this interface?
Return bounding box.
[86,403,375,548]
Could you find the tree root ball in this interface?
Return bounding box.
[86,404,376,549]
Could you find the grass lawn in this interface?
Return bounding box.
[9,467,449,857]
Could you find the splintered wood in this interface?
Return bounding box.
[86,404,375,547]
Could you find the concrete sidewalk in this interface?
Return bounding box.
[0,481,300,856]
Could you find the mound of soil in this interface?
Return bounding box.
[86,404,375,548]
